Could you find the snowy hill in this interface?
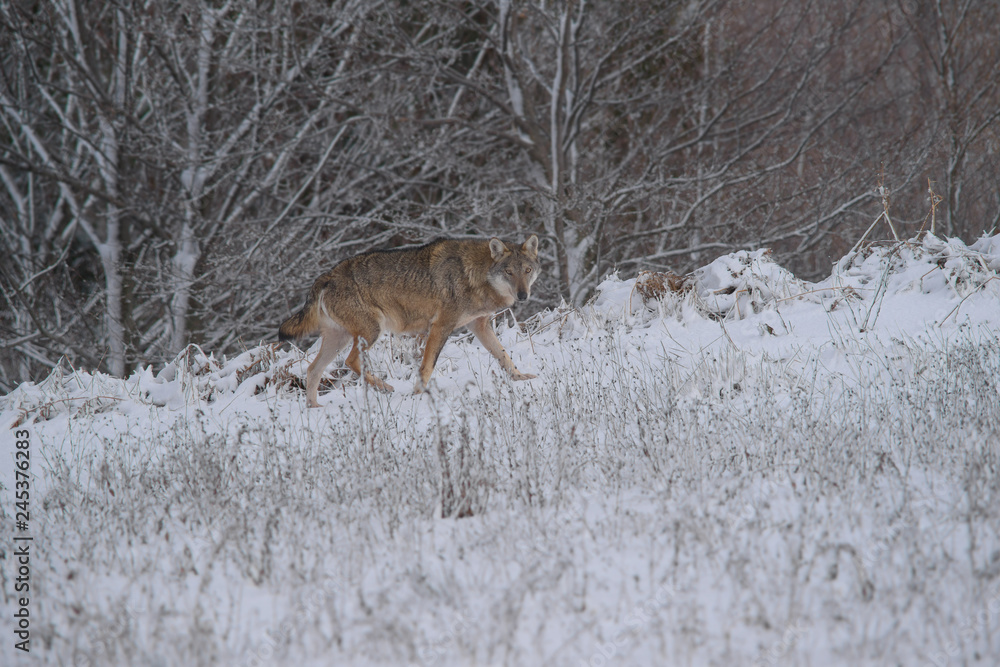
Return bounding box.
[3,233,1000,666]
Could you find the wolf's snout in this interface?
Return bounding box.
[517,291,528,301]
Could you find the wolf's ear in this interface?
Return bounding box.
[489,237,508,260]
[522,234,539,258]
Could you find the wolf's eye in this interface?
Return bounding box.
[525,267,532,274]
[506,269,513,276]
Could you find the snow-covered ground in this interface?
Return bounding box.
[3,233,1000,666]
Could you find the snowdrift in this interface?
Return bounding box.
[6,233,998,420]
[2,233,999,667]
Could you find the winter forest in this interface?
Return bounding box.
[2,0,999,390]
[4,2,1000,666]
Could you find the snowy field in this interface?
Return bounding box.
[3,233,1000,667]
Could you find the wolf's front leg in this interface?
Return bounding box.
[344,336,395,393]
[468,316,536,381]
[414,318,459,393]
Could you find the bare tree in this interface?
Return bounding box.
[906,0,1000,236]
[1,0,391,384]
[1,1,144,379]
[2,0,997,390]
[364,0,916,296]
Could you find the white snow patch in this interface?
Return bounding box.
[2,234,1000,666]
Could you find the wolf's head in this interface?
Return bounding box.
[488,235,540,303]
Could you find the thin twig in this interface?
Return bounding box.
[939,276,998,326]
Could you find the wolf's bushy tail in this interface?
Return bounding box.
[278,288,322,341]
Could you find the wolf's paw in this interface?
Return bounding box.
[363,372,394,393]
[509,370,537,381]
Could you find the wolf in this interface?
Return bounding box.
[278,235,540,406]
